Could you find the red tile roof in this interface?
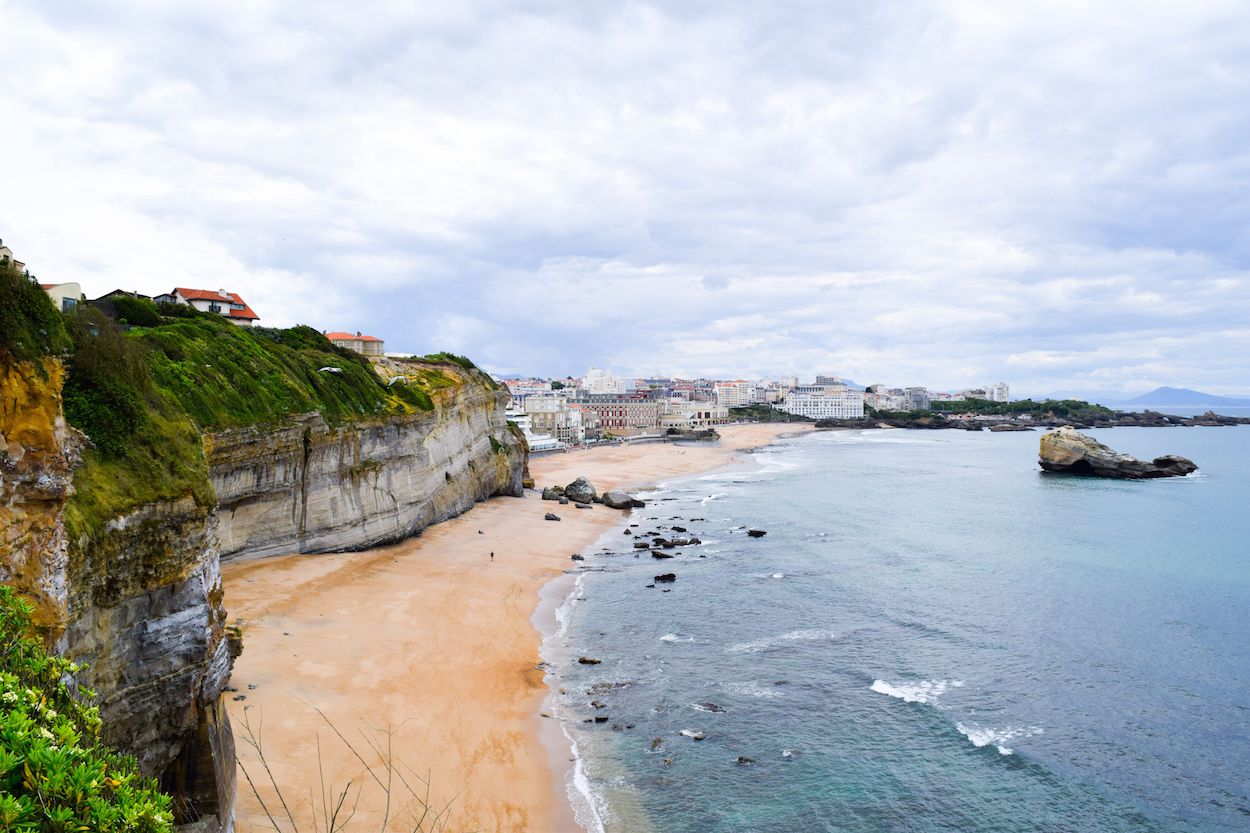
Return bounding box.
[325,331,383,342]
[173,287,259,320]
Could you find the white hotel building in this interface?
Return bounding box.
[776,384,865,420]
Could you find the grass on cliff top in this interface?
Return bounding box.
[134,317,436,430]
[0,262,71,362]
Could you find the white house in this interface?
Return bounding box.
[170,287,259,326]
[39,282,83,313]
[325,331,385,356]
[777,385,865,420]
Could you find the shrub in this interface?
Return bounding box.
[0,262,71,362]
[62,307,153,457]
[110,296,163,328]
[0,585,175,833]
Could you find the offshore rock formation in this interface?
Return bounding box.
[2,354,526,832]
[209,372,524,560]
[1038,427,1198,479]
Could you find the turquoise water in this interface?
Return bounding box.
[548,427,1250,832]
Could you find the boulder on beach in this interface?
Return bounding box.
[541,486,564,501]
[1038,427,1198,479]
[602,489,646,510]
[544,512,562,521]
[564,477,598,503]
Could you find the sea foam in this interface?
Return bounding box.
[870,678,964,704]
[955,723,1043,756]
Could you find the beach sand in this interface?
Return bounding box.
[223,423,809,833]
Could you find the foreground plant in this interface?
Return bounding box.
[0,585,174,832]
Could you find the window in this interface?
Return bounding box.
[61,298,77,312]
[209,303,222,313]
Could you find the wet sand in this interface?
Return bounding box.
[223,423,809,832]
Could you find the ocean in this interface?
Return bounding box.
[541,426,1250,833]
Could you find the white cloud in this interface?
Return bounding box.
[1,0,1248,397]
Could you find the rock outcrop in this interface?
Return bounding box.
[601,489,645,510]
[1038,427,1198,479]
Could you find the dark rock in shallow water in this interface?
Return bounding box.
[564,476,598,503]
[747,529,767,538]
[570,553,584,561]
[735,756,755,765]
[602,489,645,509]
[578,656,602,665]
[1038,427,1198,479]
[654,573,677,583]
[651,551,674,559]
[633,541,651,549]
[697,702,726,713]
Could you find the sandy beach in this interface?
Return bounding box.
[223,423,809,833]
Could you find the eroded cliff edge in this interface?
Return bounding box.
[2,297,527,832]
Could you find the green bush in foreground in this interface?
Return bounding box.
[0,585,174,833]
[0,263,71,362]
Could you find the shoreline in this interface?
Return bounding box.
[222,422,811,833]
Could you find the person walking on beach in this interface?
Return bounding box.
[490,551,494,561]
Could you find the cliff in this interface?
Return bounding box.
[1038,427,1198,479]
[210,363,524,560]
[1,290,526,832]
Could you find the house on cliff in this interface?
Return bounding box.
[325,330,385,356]
[166,287,260,325]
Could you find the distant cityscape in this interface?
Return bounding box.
[497,368,1011,451]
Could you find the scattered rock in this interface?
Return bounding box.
[747,529,767,538]
[735,756,755,765]
[575,502,591,509]
[590,700,606,709]
[542,486,564,501]
[231,695,246,702]
[564,477,598,503]
[544,512,562,521]
[558,497,569,505]
[594,716,609,724]
[247,683,257,690]
[602,489,646,509]
[651,551,674,559]
[696,702,726,713]
[570,554,584,561]
[654,573,677,583]
[671,525,687,533]
[633,541,651,549]
[578,657,602,665]
[651,737,664,750]
[623,529,634,536]
[1039,427,1198,479]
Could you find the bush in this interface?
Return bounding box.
[0,585,175,833]
[0,263,71,362]
[110,296,163,328]
[62,307,153,457]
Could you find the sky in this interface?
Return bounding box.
[2,1,1249,398]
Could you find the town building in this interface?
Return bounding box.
[325,331,385,356]
[582,366,626,395]
[503,379,553,410]
[505,410,563,452]
[573,391,662,435]
[904,387,932,411]
[525,394,585,444]
[777,384,865,420]
[713,380,754,409]
[985,382,1010,402]
[0,239,26,273]
[39,282,83,313]
[659,399,729,430]
[169,287,260,326]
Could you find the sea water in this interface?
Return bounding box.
[544,427,1250,833]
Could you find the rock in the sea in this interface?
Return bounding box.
[654,573,677,583]
[1038,427,1198,479]
[746,529,767,538]
[680,729,705,740]
[578,656,602,665]
[570,553,584,561]
[544,512,562,521]
[602,489,645,510]
[564,477,598,503]
[542,486,564,501]
[735,756,755,765]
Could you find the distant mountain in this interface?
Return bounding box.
[1119,387,1250,406]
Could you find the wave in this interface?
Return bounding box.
[562,725,610,833]
[727,628,844,654]
[870,678,964,704]
[660,633,694,643]
[720,679,785,699]
[955,723,1043,756]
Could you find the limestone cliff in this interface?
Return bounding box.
[209,362,524,560]
[3,346,526,833]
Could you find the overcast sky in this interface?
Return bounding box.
[3,1,1249,397]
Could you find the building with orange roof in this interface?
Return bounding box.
[324,331,385,356]
[169,287,260,326]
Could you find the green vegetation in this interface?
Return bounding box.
[931,397,1114,420]
[0,585,174,833]
[109,296,162,327]
[0,262,71,362]
[728,404,815,423]
[550,380,566,390]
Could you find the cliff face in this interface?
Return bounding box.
[0,359,82,638]
[209,366,525,560]
[3,351,525,832]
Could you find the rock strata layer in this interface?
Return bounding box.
[1038,427,1197,479]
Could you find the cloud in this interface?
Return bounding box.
[1,0,1248,396]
